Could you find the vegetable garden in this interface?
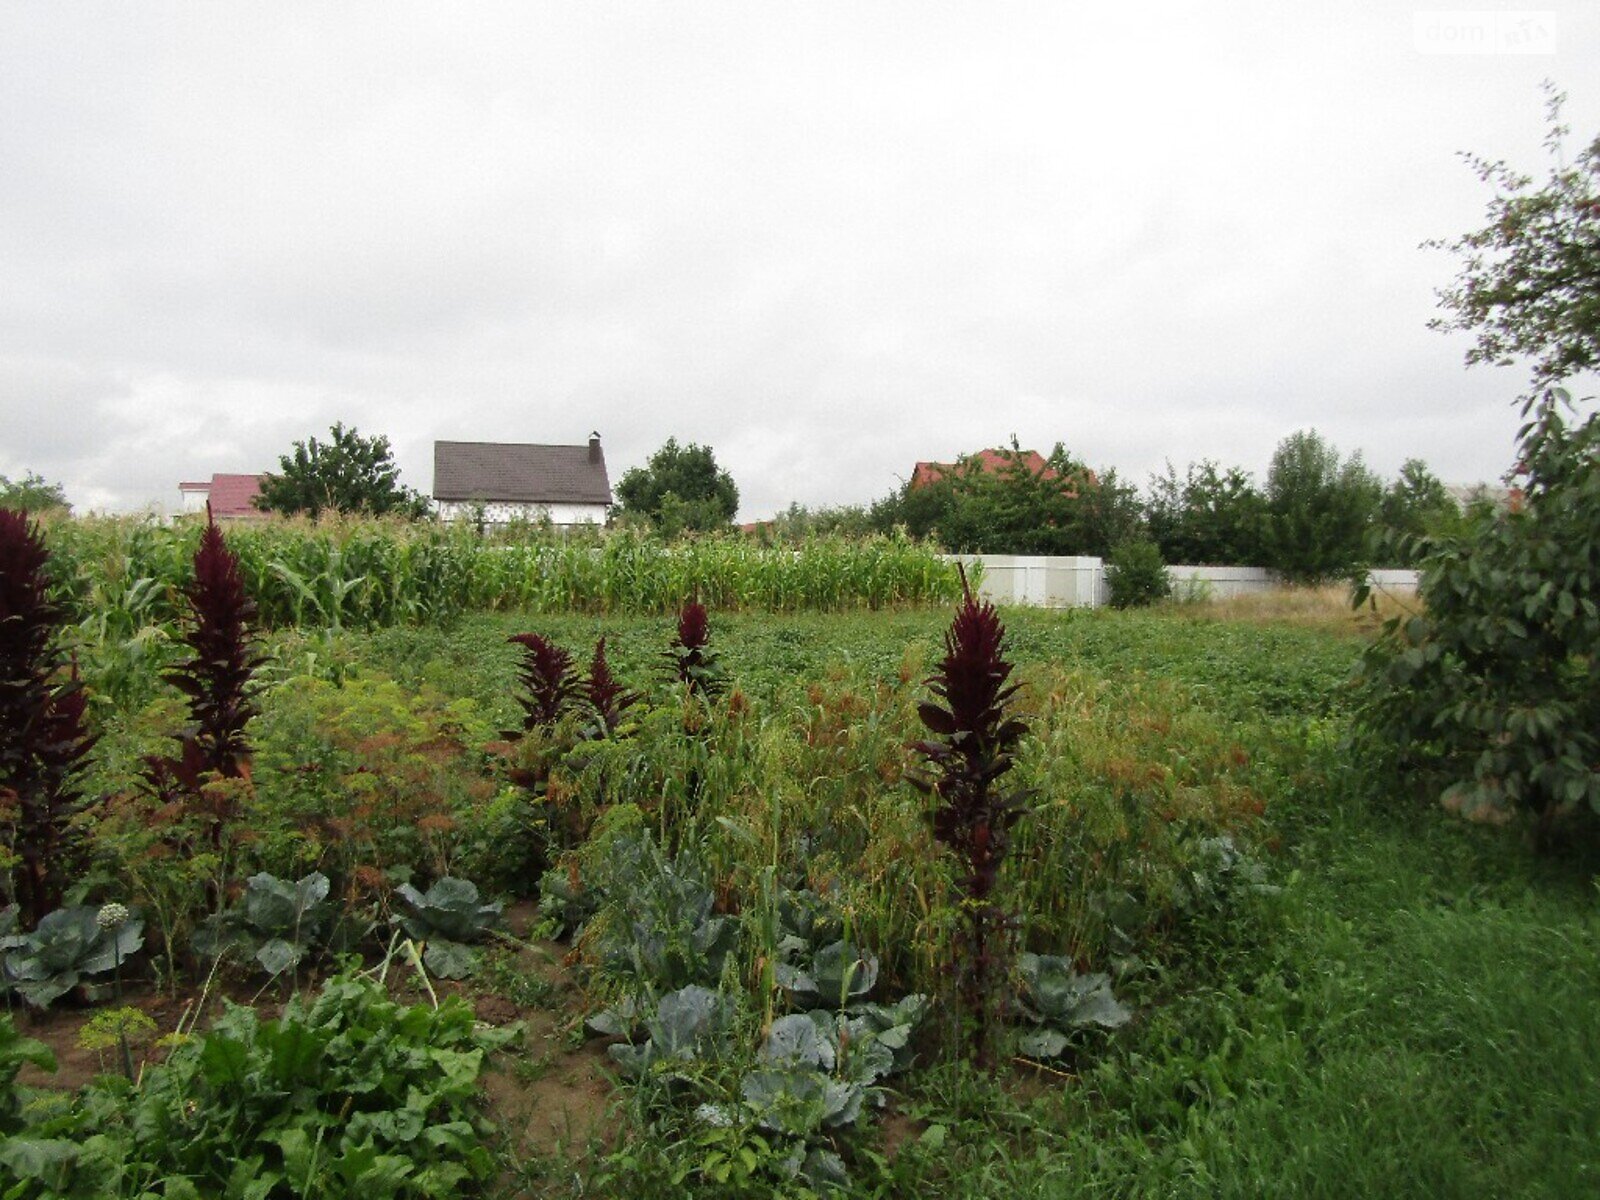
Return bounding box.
[3,514,1596,1198]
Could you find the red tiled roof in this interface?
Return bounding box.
[203,474,266,518]
[911,448,1099,494]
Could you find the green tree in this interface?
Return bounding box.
[1375,458,1462,564]
[878,443,1137,556]
[614,438,739,533]
[1145,460,1268,565]
[1263,430,1382,584]
[256,423,430,520]
[1427,84,1600,389]
[1355,392,1599,836]
[0,472,68,515]
[1355,91,1600,840]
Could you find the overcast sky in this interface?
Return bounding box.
[2,2,1597,519]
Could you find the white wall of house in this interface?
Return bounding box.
[179,486,210,514]
[436,499,608,526]
[948,555,1420,609]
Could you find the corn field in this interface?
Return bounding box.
[42,515,966,630]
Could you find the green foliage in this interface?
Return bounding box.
[752,502,879,543]
[0,473,68,515]
[616,438,740,532]
[1428,84,1600,389]
[1145,460,1268,566]
[245,672,492,890]
[1104,539,1172,609]
[0,905,145,1008]
[0,1013,55,1135]
[1354,390,1600,834]
[45,518,961,628]
[392,877,503,980]
[193,871,336,978]
[1264,430,1382,584]
[605,983,735,1080]
[0,507,97,924]
[1375,458,1462,564]
[1013,953,1131,1059]
[881,444,1144,556]
[257,423,431,520]
[0,973,507,1198]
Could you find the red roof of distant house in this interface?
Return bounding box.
[911,448,1095,494]
[911,449,1057,489]
[184,473,265,518]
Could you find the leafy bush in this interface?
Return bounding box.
[1263,430,1382,585]
[1145,459,1268,566]
[0,973,509,1198]
[0,905,145,1008]
[1354,390,1600,837]
[247,673,492,894]
[1104,539,1172,609]
[0,1014,54,1135]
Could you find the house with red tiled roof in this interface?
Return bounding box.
[177,474,266,520]
[910,448,1094,495]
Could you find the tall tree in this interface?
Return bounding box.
[0,472,68,515]
[256,423,430,520]
[1376,458,1461,564]
[876,443,1137,556]
[1145,460,1268,566]
[615,438,739,533]
[1355,91,1600,838]
[1264,430,1382,584]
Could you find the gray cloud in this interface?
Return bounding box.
[1,2,1595,518]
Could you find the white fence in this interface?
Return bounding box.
[948,554,1420,609]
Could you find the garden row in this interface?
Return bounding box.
[2,510,1292,1195]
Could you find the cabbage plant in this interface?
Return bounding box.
[193,871,334,978]
[0,906,145,1008]
[393,876,503,979]
[1014,952,1131,1059]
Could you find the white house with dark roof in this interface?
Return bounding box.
[432,433,612,527]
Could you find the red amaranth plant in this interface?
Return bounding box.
[665,600,723,699]
[145,516,262,852]
[909,572,1032,1068]
[585,636,639,737]
[507,632,579,734]
[0,509,97,924]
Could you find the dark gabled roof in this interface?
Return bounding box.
[432,440,612,505]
